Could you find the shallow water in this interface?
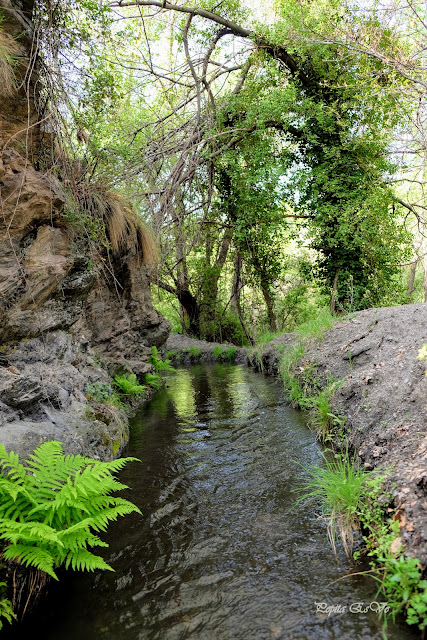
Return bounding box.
[7,364,416,639]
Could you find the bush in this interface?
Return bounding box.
[213,346,237,361]
[0,586,14,630]
[148,346,174,372]
[144,372,161,389]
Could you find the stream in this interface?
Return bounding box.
[8,364,416,639]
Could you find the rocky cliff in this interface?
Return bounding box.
[0,0,170,460]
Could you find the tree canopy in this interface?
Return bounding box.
[12,0,427,341]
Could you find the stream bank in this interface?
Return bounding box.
[2,364,416,640]
[163,303,427,570]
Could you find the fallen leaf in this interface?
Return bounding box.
[405,522,415,532]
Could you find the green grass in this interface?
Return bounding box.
[298,454,427,634]
[295,308,335,343]
[187,346,202,357]
[298,452,371,555]
[277,309,341,440]
[255,329,282,345]
[213,346,237,361]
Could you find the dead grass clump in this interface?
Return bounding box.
[69,181,158,264]
[0,28,21,97]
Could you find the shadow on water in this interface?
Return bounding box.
[5,364,418,639]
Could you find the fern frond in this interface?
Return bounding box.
[0,441,141,578]
[3,545,58,579]
[0,520,63,546]
[63,548,114,573]
[0,446,27,483]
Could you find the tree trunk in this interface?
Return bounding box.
[407,259,419,299]
[260,279,277,332]
[199,225,233,340]
[232,253,254,345]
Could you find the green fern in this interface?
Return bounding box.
[0,583,15,630]
[113,373,146,396]
[144,372,161,389]
[149,346,175,372]
[0,441,141,580]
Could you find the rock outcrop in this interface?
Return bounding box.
[0,1,170,460]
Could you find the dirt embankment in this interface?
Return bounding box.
[163,304,427,567]
[253,305,427,568]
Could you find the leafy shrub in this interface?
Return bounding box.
[0,441,141,580]
[186,346,201,357]
[149,346,175,372]
[213,346,237,361]
[113,373,145,396]
[213,346,225,359]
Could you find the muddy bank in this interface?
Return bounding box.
[164,303,427,568]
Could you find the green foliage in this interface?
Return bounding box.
[86,381,126,409]
[298,451,370,554]
[186,346,202,357]
[213,346,225,359]
[152,290,183,335]
[86,381,113,402]
[357,473,427,633]
[148,346,175,372]
[278,312,342,439]
[143,372,161,389]
[0,583,15,630]
[113,374,146,396]
[213,346,238,361]
[299,452,427,632]
[0,441,141,580]
[295,308,335,343]
[255,330,282,345]
[417,344,427,374]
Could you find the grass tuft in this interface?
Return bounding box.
[0,27,21,98]
[298,452,369,556]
